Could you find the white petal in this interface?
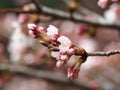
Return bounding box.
[51,51,59,58]
[57,36,71,46]
[56,60,65,68]
[57,36,72,52]
[46,25,58,37]
[27,23,36,30]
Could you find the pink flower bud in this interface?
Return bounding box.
[57,36,72,53]
[27,23,36,30]
[37,26,44,32]
[67,65,80,80]
[67,62,81,79]
[27,24,45,38]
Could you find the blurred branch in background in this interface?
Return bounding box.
[0,8,38,14]
[0,63,93,90]
[0,0,120,90]
[28,0,120,30]
[0,1,120,30]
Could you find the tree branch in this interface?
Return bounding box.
[0,63,92,90]
[37,5,120,29]
[31,0,120,30]
[38,40,120,57]
[87,50,120,56]
[0,8,38,14]
[0,6,120,30]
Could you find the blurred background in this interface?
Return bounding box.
[0,0,120,90]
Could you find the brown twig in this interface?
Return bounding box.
[0,63,92,90]
[87,50,120,56]
[0,8,38,14]
[38,40,120,57]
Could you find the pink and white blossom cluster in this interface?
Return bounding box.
[27,24,86,79]
[52,36,76,69]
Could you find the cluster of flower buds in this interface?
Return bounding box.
[27,24,87,79]
[28,24,43,38]
[28,24,59,45]
[97,0,120,8]
[51,36,76,67]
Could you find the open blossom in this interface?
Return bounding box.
[46,25,59,40]
[57,36,72,53]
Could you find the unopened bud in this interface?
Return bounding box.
[27,23,36,30]
[67,62,80,79]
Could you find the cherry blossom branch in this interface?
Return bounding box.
[38,40,120,57]
[0,63,92,90]
[27,23,120,79]
[42,42,120,57]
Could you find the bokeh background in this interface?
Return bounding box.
[0,0,120,90]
